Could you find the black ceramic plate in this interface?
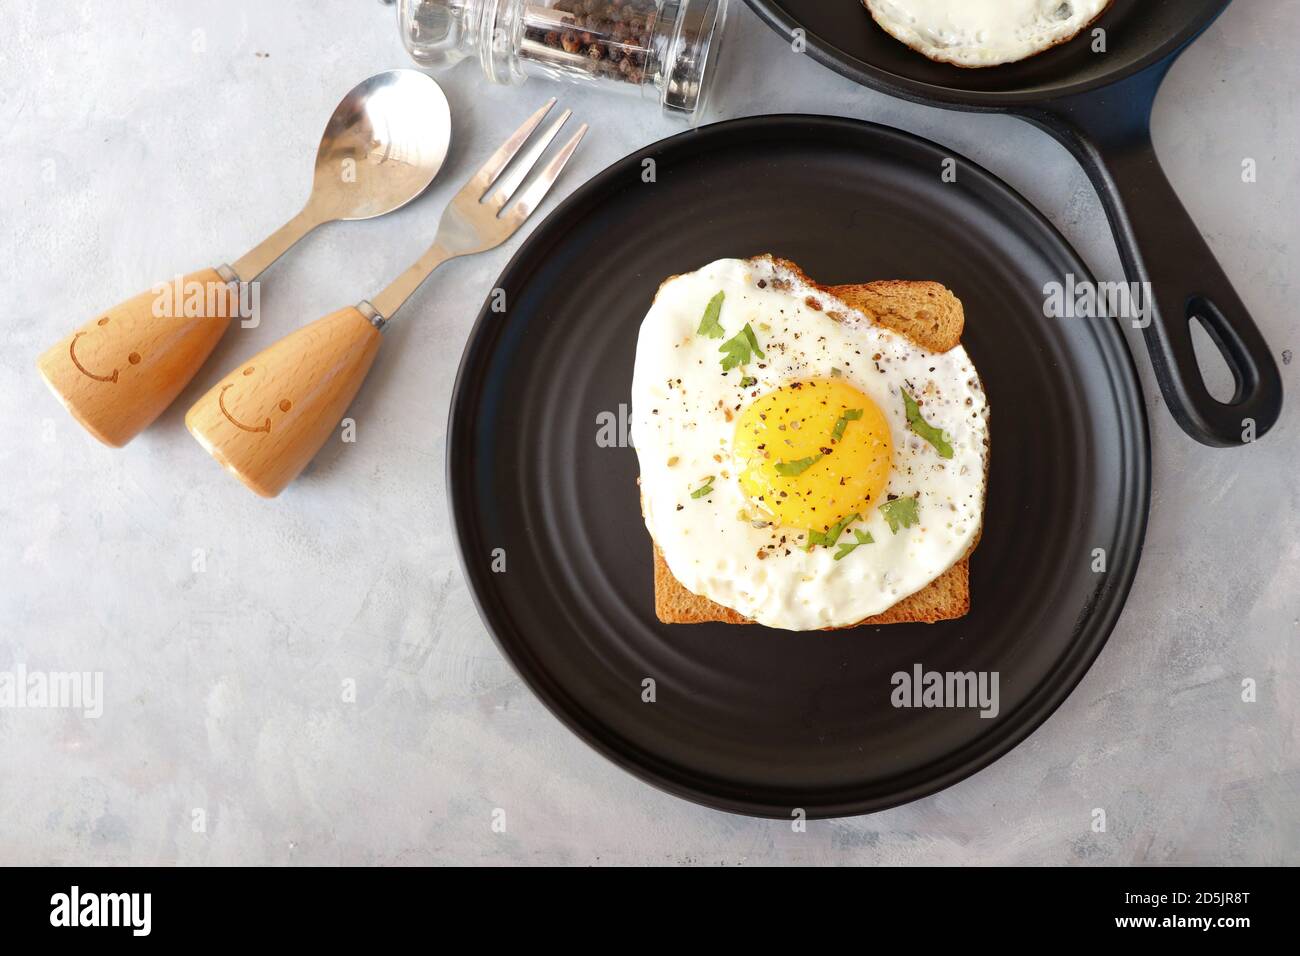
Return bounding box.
[448,115,1150,818]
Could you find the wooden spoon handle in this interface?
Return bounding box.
[37,268,239,447]
[185,306,381,498]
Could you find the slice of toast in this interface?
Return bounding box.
[649,256,982,628]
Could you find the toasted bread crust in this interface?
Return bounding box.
[647,256,985,629]
[750,255,966,354]
[653,545,971,628]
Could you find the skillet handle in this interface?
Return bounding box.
[1026,75,1283,447]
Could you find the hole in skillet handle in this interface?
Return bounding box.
[1188,304,1239,405]
[1170,293,1278,446]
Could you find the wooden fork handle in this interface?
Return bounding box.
[37,268,239,447]
[185,306,381,498]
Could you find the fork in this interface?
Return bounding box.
[185,100,586,497]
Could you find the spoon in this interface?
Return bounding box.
[37,69,451,447]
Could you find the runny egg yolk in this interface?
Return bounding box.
[733,379,892,533]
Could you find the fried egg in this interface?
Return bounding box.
[631,257,989,631]
[864,0,1112,68]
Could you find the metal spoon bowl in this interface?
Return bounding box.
[232,69,451,280]
[311,70,452,221]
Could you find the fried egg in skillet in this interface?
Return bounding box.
[864,0,1113,68]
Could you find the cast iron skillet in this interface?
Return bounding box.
[745,0,1282,447]
[449,115,1149,818]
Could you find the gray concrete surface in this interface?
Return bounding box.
[0,0,1296,865]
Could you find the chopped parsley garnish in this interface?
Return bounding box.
[831,408,864,443]
[901,388,954,459]
[774,454,822,477]
[880,496,920,533]
[690,477,715,499]
[806,513,860,551]
[697,291,725,339]
[739,375,757,388]
[719,323,764,371]
[834,529,875,561]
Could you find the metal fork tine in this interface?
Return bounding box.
[366,110,585,322]
[501,123,588,224]
[485,108,572,211]
[469,98,557,194]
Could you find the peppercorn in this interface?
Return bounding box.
[523,0,660,85]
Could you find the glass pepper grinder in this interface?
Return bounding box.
[395,0,730,121]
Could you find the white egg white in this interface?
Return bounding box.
[631,257,990,631]
[865,0,1112,68]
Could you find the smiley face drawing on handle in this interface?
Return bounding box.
[218,365,293,434]
[69,316,142,383]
